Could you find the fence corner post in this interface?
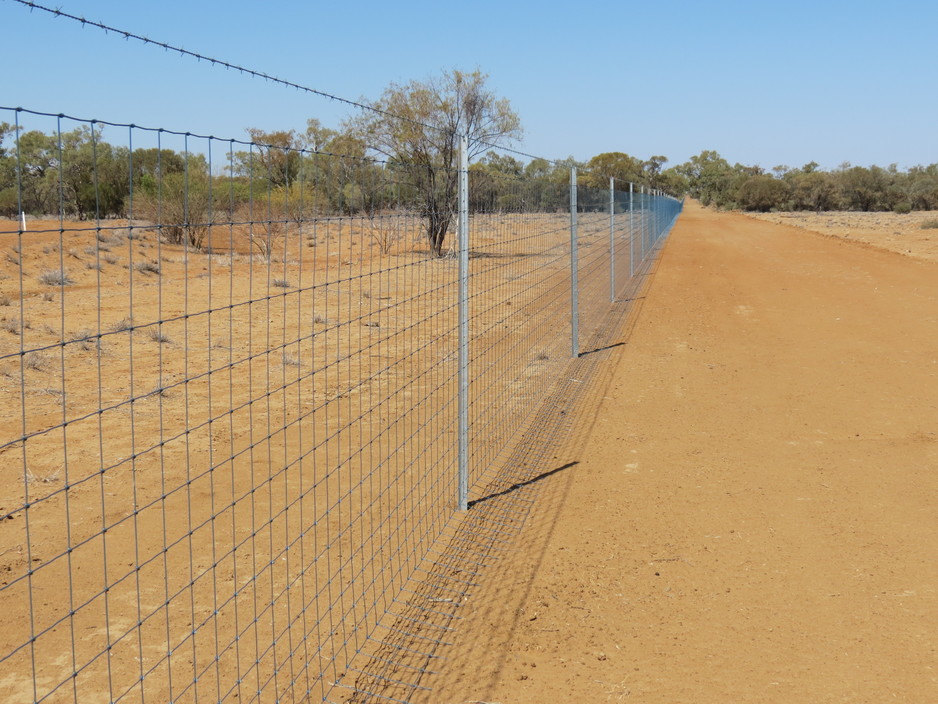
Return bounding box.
[457,133,470,511]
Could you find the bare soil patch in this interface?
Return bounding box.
[745,209,938,262]
[427,201,938,703]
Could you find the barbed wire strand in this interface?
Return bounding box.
[8,0,579,169]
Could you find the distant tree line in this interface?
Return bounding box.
[0,116,665,248]
[0,119,385,222]
[6,75,933,259]
[656,150,938,213]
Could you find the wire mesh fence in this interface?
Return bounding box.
[0,106,682,704]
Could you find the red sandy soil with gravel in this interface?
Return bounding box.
[427,201,937,703]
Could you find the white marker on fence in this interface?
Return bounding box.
[20,211,26,231]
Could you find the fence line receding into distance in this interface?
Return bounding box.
[0,106,682,704]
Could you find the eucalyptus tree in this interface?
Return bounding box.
[350,69,522,256]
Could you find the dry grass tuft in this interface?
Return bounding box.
[26,469,61,485]
[74,329,102,352]
[147,327,172,344]
[24,351,50,371]
[2,317,27,335]
[135,260,161,275]
[111,316,134,333]
[39,269,74,286]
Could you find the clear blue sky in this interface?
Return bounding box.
[2,0,936,171]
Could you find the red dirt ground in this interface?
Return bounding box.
[428,201,938,703]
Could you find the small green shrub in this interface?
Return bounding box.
[893,202,912,214]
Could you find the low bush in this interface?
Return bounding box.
[39,269,74,286]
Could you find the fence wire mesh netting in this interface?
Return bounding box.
[0,107,682,704]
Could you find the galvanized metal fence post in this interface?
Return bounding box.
[609,177,615,302]
[570,166,579,358]
[640,185,646,262]
[457,134,469,511]
[650,188,655,246]
[629,182,634,279]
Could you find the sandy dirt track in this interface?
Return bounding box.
[428,201,938,703]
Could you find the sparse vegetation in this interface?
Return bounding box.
[368,211,404,254]
[25,469,60,485]
[147,327,172,344]
[23,351,49,371]
[111,316,134,333]
[247,212,286,261]
[75,329,101,352]
[921,219,938,229]
[272,277,291,288]
[135,260,161,275]
[134,171,214,251]
[38,269,74,286]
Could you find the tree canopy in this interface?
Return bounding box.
[349,69,522,255]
